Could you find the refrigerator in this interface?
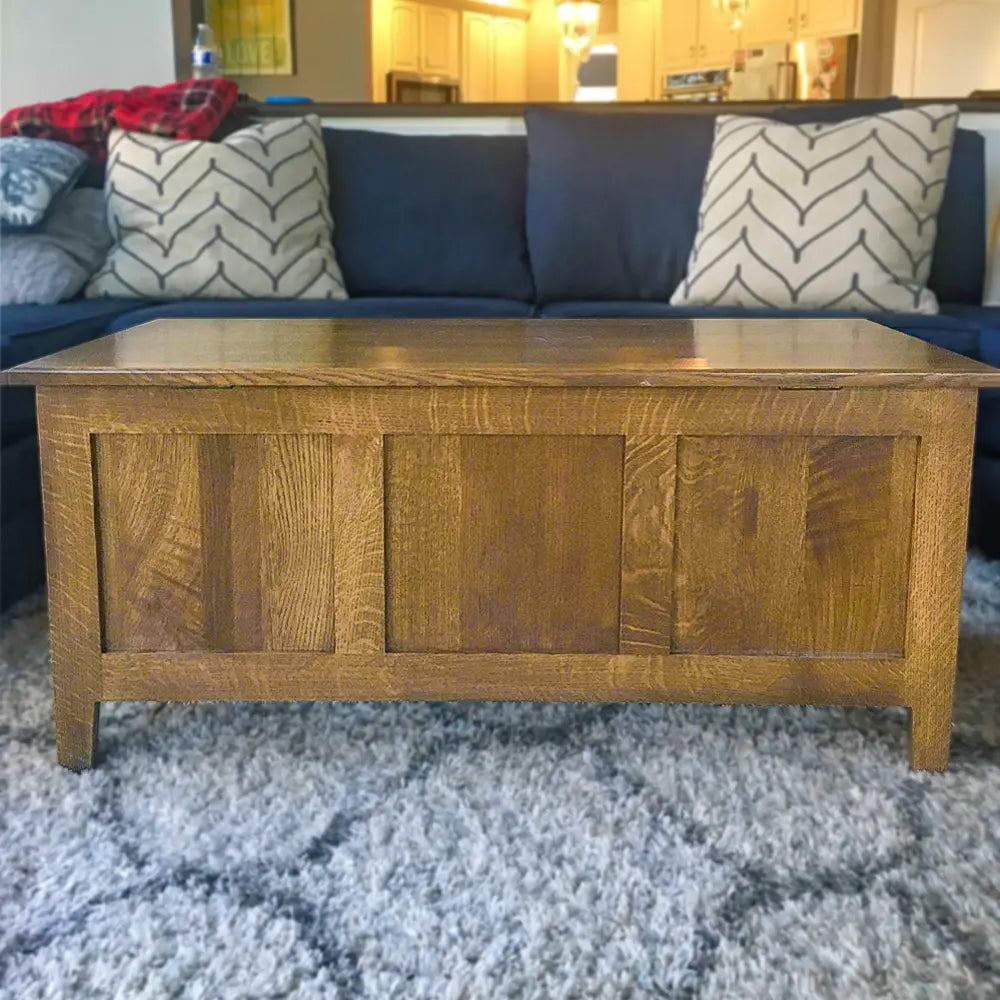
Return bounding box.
[728,35,859,102]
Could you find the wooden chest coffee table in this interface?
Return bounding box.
[7,318,1000,771]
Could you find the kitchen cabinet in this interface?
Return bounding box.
[658,0,739,73]
[742,0,795,46]
[390,1,422,71]
[619,0,660,96]
[462,11,494,100]
[390,1,460,78]
[461,11,527,101]
[798,0,859,37]
[493,17,528,101]
[658,0,699,72]
[742,0,860,46]
[698,0,742,66]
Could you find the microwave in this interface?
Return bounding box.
[386,72,460,104]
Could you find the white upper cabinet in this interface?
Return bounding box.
[742,0,796,46]
[659,0,701,71]
[461,10,527,101]
[390,1,422,71]
[389,1,460,78]
[420,3,460,77]
[493,17,528,101]
[462,11,495,100]
[798,0,860,37]
[698,0,743,66]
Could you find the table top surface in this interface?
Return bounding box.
[6,317,1000,388]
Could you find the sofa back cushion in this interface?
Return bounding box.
[324,129,534,301]
[525,108,716,303]
[928,127,986,304]
[524,100,905,304]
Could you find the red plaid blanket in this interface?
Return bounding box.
[0,78,239,162]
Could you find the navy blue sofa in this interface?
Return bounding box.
[2,102,998,608]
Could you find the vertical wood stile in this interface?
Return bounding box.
[333,436,386,653]
[620,436,677,654]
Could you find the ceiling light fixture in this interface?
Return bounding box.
[556,1,602,61]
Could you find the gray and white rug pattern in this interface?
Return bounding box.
[1,557,999,999]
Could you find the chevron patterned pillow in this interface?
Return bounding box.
[671,105,960,314]
[86,116,346,299]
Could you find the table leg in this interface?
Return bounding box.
[904,389,978,771]
[36,388,103,771]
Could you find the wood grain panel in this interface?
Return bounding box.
[95,434,204,651]
[802,436,916,653]
[385,435,624,652]
[35,389,104,769]
[673,435,916,656]
[261,435,337,652]
[332,436,384,653]
[101,651,908,706]
[95,433,345,653]
[620,436,676,653]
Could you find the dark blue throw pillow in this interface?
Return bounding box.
[323,129,534,301]
[524,100,905,304]
[927,128,986,305]
[525,109,716,303]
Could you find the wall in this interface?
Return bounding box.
[891,0,1000,97]
[203,0,370,101]
[1,0,176,112]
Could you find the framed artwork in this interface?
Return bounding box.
[206,0,295,76]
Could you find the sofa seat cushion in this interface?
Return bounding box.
[1,297,145,363]
[539,301,984,358]
[324,129,534,302]
[2,297,149,444]
[105,296,534,333]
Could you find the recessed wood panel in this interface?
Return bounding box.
[385,435,624,652]
[672,435,917,655]
[95,434,205,651]
[94,434,345,652]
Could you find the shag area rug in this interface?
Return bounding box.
[2,557,999,1000]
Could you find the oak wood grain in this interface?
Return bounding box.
[35,389,104,769]
[903,389,978,770]
[261,435,337,652]
[31,386,952,438]
[385,435,623,652]
[332,436,385,653]
[620,436,676,654]
[200,436,264,651]
[25,318,992,771]
[672,435,916,656]
[95,434,344,652]
[95,434,205,651]
[101,651,908,706]
[6,319,1000,388]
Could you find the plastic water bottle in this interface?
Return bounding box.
[191,23,219,79]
